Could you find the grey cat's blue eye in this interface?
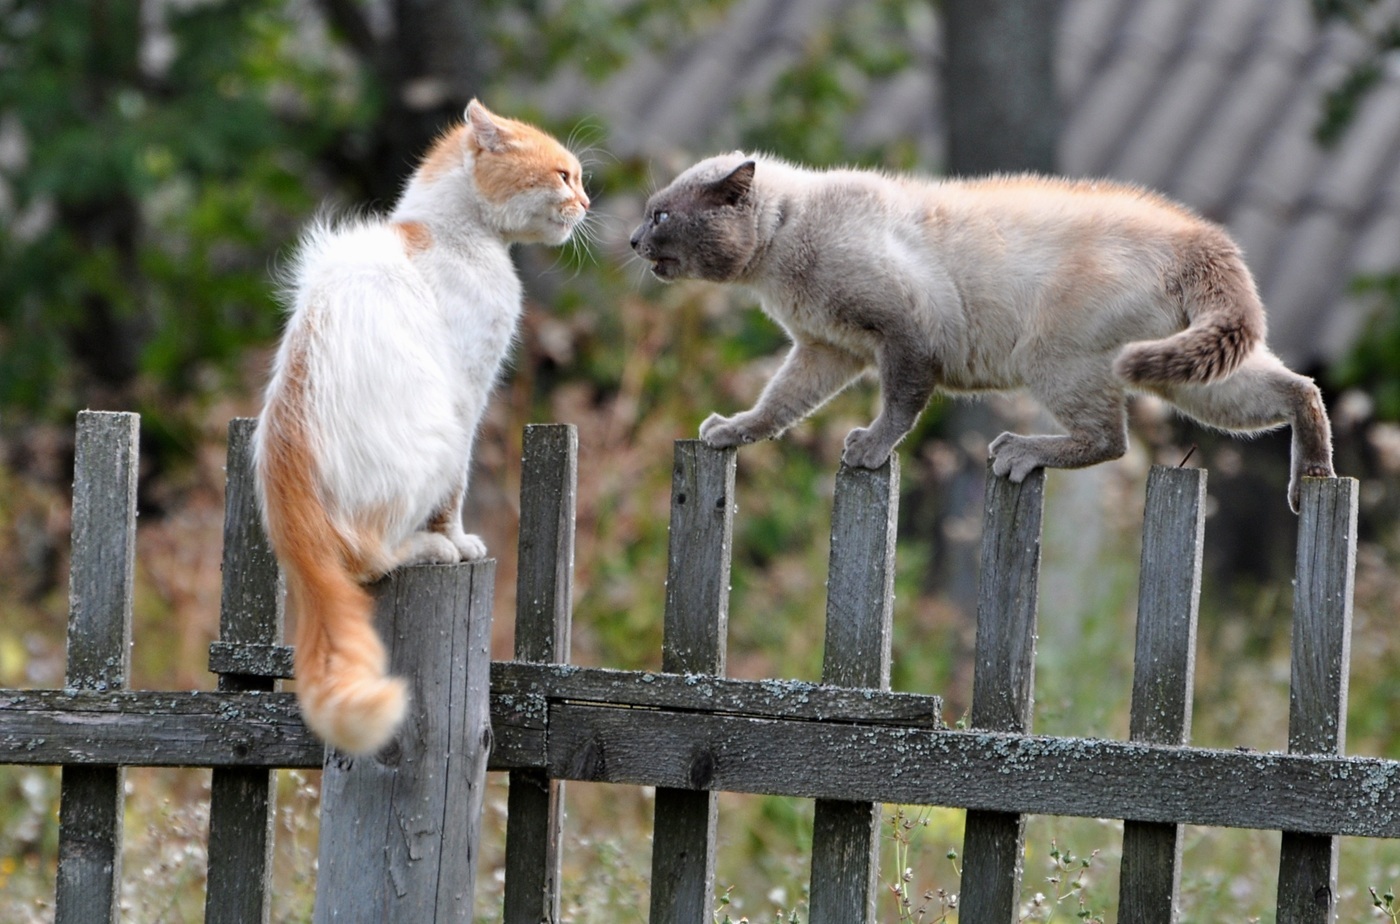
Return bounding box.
[655,210,670,224]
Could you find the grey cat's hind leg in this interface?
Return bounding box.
[990,373,1130,481]
[1152,349,1333,512]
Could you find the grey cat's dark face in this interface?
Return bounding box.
[630,160,758,282]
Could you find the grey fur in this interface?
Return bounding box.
[631,154,1335,511]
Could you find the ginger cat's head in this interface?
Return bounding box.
[630,153,759,282]
[420,99,589,245]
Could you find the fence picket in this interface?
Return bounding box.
[959,464,1046,923]
[313,561,495,923]
[1118,466,1206,922]
[504,424,577,924]
[54,411,139,924]
[649,441,736,924]
[809,458,899,924]
[206,418,285,924]
[1277,478,1358,924]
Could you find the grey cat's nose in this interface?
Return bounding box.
[629,225,644,250]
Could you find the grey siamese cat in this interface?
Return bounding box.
[629,153,1335,511]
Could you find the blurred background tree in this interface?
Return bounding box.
[0,0,368,432]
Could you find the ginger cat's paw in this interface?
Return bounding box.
[396,532,462,568]
[699,412,764,448]
[452,531,489,561]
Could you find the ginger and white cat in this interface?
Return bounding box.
[630,154,1334,511]
[254,100,588,755]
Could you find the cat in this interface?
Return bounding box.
[630,153,1334,511]
[253,100,589,755]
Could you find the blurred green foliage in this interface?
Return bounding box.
[1312,0,1400,420]
[1332,273,1400,419]
[0,0,371,420]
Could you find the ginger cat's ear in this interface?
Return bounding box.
[465,99,511,154]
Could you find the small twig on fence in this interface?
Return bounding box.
[1177,444,1198,467]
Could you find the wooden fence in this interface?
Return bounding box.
[0,410,1390,923]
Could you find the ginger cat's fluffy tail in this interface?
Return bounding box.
[1113,236,1265,387]
[287,556,407,757]
[256,406,407,756]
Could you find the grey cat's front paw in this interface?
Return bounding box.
[988,432,1044,482]
[699,412,765,448]
[841,427,896,469]
[1288,460,1337,514]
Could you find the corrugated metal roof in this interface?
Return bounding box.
[538,0,1400,370]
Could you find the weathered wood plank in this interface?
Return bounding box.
[1278,477,1358,924]
[0,689,323,767]
[314,562,495,923]
[490,662,940,726]
[208,647,946,727]
[56,411,138,924]
[960,465,1045,923]
[651,441,735,924]
[540,704,1400,838]
[17,688,1400,839]
[208,641,294,678]
[207,417,286,924]
[661,440,735,676]
[505,424,577,924]
[489,692,548,769]
[1119,466,1205,923]
[810,459,899,924]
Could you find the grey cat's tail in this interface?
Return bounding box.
[1114,236,1266,386]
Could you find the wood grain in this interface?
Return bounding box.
[810,459,898,924]
[313,562,495,923]
[651,441,735,924]
[960,465,1045,923]
[504,424,576,924]
[1277,478,1358,924]
[55,411,138,924]
[1119,466,1205,923]
[207,418,286,924]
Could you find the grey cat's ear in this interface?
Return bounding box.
[710,160,756,206]
[465,99,510,154]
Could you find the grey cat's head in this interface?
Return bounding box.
[630,155,759,282]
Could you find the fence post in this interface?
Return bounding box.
[55,411,139,924]
[649,441,736,923]
[1118,466,1206,922]
[1277,477,1358,924]
[958,464,1045,923]
[313,561,495,923]
[205,418,285,924]
[503,424,577,924]
[808,458,899,924]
